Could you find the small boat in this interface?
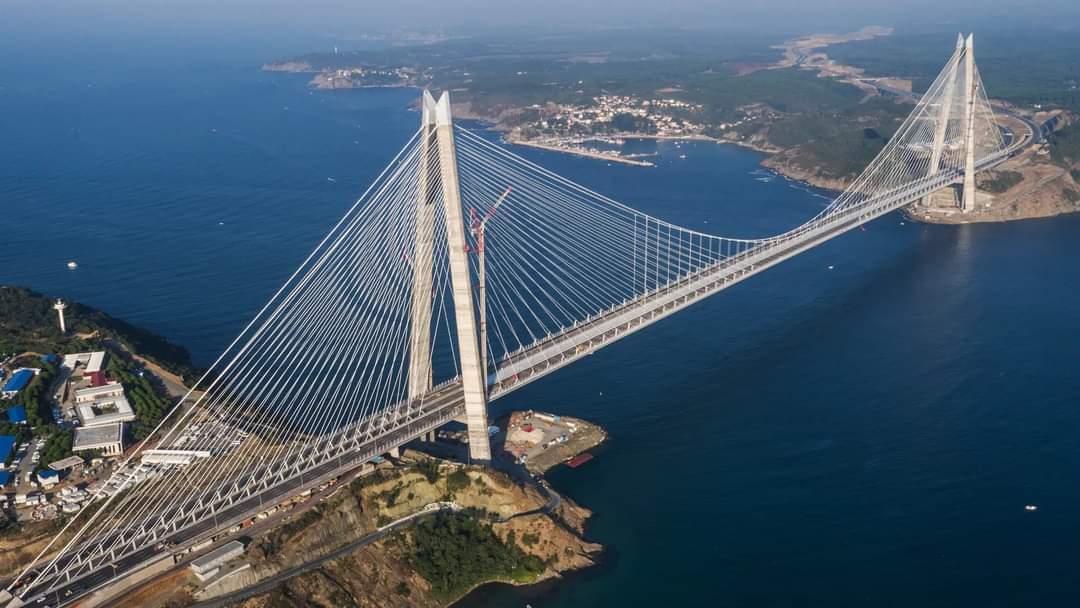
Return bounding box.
[827,265,835,270]
[327,177,337,182]
[1025,505,1038,511]
[66,261,78,269]
[679,154,687,159]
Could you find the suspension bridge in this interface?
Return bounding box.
[4,34,1036,607]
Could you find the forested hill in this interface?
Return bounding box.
[0,286,197,382]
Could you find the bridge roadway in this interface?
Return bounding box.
[16,135,1027,608]
[487,153,1013,397]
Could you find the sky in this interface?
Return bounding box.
[1,0,1077,72]
[5,0,1079,37]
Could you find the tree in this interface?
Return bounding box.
[446,469,470,493]
[408,513,545,600]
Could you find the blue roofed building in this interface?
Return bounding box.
[0,435,15,459]
[6,404,28,424]
[37,469,59,488]
[0,471,11,487]
[1,368,38,397]
[41,354,59,364]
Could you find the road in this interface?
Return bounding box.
[11,439,39,513]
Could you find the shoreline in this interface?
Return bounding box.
[500,127,844,194]
[504,137,655,167]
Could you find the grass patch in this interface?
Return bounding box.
[446,469,471,493]
[981,170,1024,193]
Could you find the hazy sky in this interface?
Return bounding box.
[6,0,1079,36]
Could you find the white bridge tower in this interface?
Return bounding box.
[410,91,492,462]
[921,33,991,213]
[960,33,978,212]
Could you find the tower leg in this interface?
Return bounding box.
[407,92,438,404]
[433,92,492,462]
[923,35,963,208]
[961,34,977,212]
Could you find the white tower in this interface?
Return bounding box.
[53,299,68,333]
[434,91,492,462]
[961,33,978,212]
[407,91,492,462]
[923,34,964,208]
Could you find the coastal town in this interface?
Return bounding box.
[503,94,763,166]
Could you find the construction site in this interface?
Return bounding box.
[498,410,607,474]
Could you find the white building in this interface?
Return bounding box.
[74,383,124,404]
[61,351,107,375]
[49,455,85,472]
[73,423,124,456]
[36,471,59,489]
[190,540,245,582]
[141,449,212,466]
[74,384,136,428]
[60,486,89,503]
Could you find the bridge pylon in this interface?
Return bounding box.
[428,91,492,462]
[915,32,1000,214]
[407,91,438,401]
[922,34,964,208]
[960,33,978,212]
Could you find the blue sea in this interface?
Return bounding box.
[4,28,1080,608]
